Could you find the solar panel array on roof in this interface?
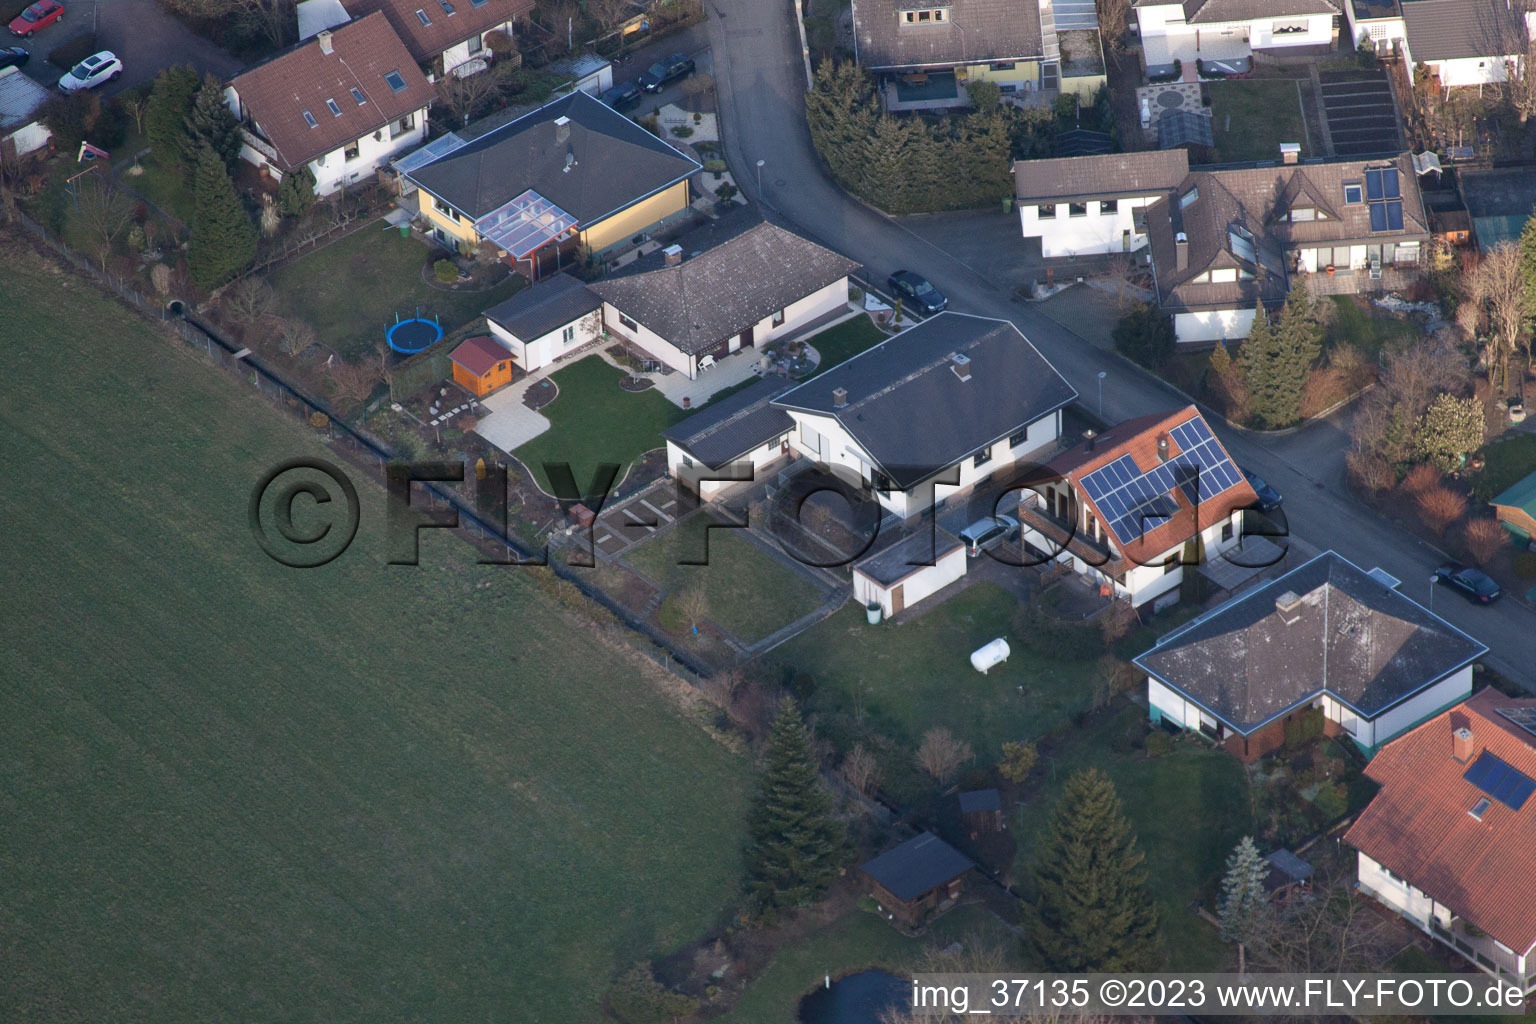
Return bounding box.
[1077,417,1243,547]
[1496,707,1536,738]
[1366,166,1403,232]
[1464,751,1536,811]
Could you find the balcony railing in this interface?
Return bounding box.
[1431,917,1531,991]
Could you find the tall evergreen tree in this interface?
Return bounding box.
[189,147,257,292]
[1216,836,1270,975]
[1241,285,1322,428]
[743,697,846,917]
[1518,206,1536,333]
[145,64,202,167]
[1021,767,1161,971]
[1238,302,1286,427]
[181,73,242,177]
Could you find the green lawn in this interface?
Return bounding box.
[1010,704,1253,970]
[1325,295,1416,360]
[805,314,887,370]
[1209,79,1307,164]
[1471,432,1536,503]
[0,243,750,1023]
[122,155,198,226]
[269,226,523,361]
[625,514,828,643]
[772,582,1101,803]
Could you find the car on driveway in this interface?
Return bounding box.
[886,270,948,315]
[638,53,694,93]
[600,80,643,111]
[1435,562,1502,604]
[58,50,121,91]
[959,514,1019,558]
[0,45,28,70]
[1241,467,1282,513]
[9,0,63,37]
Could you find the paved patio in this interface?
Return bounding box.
[645,346,769,407]
[474,375,553,453]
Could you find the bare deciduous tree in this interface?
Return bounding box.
[279,318,317,356]
[121,90,151,135]
[1464,517,1512,566]
[587,0,634,33]
[1416,486,1467,535]
[678,586,709,632]
[221,276,275,332]
[700,666,743,712]
[329,360,382,408]
[840,743,880,795]
[1095,0,1132,51]
[437,70,505,126]
[916,727,973,785]
[150,263,173,296]
[1249,877,1390,975]
[74,177,135,267]
[1480,243,1532,396]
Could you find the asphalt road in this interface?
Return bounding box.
[16,0,241,96]
[702,0,1536,681]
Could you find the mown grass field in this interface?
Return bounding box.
[1209,79,1307,164]
[0,238,750,1023]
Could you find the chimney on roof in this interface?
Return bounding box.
[555,115,571,144]
[1174,231,1188,271]
[832,386,849,409]
[950,352,972,381]
[1082,428,1097,453]
[662,244,683,266]
[1156,433,1170,463]
[317,29,334,55]
[1275,590,1304,625]
[1280,142,1300,165]
[1453,726,1476,763]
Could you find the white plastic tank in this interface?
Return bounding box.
[970,638,1011,675]
[1140,97,1152,130]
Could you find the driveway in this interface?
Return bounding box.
[475,378,552,453]
[702,0,1536,682]
[22,0,243,95]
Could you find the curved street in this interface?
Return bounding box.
[703,0,1536,679]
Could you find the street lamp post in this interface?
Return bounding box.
[1429,576,1437,613]
[756,159,765,193]
[1097,371,1107,420]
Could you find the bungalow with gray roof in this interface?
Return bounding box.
[1134,551,1488,760]
[851,0,1052,107]
[1013,150,1189,257]
[660,378,796,500]
[1399,0,1534,88]
[481,272,603,372]
[1134,0,1343,76]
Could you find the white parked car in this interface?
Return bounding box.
[58,49,120,91]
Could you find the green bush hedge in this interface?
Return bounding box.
[1145,731,1174,757]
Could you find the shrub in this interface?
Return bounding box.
[1346,452,1394,494]
[1515,551,1536,579]
[1112,302,1175,370]
[1284,706,1326,750]
[1145,731,1174,757]
[1401,462,1442,495]
[48,32,98,71]
[1416,486,1466,535]
[606,963,699,1024]
[433,258,459,283]
[1313,780,1348,821]
[997,740,1038,783]
[1463,518,1511,566]
[702,158,727,174]
[670,125,694,138]
[715,181,738,202]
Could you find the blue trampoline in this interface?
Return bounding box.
[387,310,443,354]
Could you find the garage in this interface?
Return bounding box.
[853,528,967,619]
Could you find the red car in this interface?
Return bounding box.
[9,0,64,37]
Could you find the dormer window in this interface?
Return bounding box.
[1289,206,1315,222]
[900,6,949,24]
[415,7,431,25]
[325,98,342,116]
[301,109,318,128]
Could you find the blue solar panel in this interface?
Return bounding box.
[1383,167,1399,199]
[1386,200,1403,230]
[1464,751,1535,811]
[1365,168,1383,200]
[1369,203,1387,231]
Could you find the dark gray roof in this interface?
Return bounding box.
[482,272,601,341]
[1402,0,1527,61]
[1264,848,1315,883]
[403,91,700,223]
[852,528,964,586]
[852,0,1044,69]
[860,832,974,901]
[1134,551,1488,735]
[958,788,1001,814]
[1159,109,1215,150]
[660,377,795,466]
[774,313,1077,489]
[1014,151,1189,202]
[590,220,860,356]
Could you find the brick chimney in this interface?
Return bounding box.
[1280,142,1300,165]
[317,29,334,55]
[554,115,571,145]
[1175,232,1188,272]
[1082,428,1097,453]
[1156,433,1170,462]
[1453,726,1476,763]
[1275,590,1304,625]
[832,386,848,409]
[662,244,683,266]
[950,352,972,381]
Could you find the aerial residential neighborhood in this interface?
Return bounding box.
[6,0,1536,1018]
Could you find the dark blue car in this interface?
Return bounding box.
[600,80,642,111]
[886,270,947,315]
[1241,467,1282,513]
[638,53,694,93]
[1435,563,1502,604]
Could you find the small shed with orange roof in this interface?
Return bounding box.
[449,335,514,397]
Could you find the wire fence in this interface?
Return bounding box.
[7,208,719,685]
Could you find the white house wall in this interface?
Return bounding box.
[749,278,850,346]
[1358,665,1473,749]
[853,545,968,618]
[667,435,790,501]
[1137,5,1332,65]
[441,21,517,72]
[1018,198,1160,257]
[4,120,50,157]
[1357,852,1449,932]
[602,301,696,376]
[1148,676,1201,729]
[1174,306,1257,344]
[486,309,602,372]
[1429,56,1514,87]
[307,110,428,195]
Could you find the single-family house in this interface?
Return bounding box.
[340,0,534,74]
[1013,150,1189,257]
[0,66,51,159]
[1017,406,1258,609]
[773,313,1077,521]
[591,215,861,379]
[1133,0,1342,77]
[224,15,435,196]
[402,90,700,277]
[449,334,515,396]
[1399,0,1535,88]
[851,527,968,618]
[482,271,604,372]
[850,0,1050,106]
[1134,550,1488,760]
[1346,687,1536,992]
[660,377,796,501]
[1491,470,1536,548]
[859,831,974,927]
[1144,151,1430,343]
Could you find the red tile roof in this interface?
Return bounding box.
[1029,406,1256,567]
[229,13,435,172]
[1345,688,1536,954]
[340,0,534,64]
[449,335,511,376]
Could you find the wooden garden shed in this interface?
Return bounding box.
[859,832,974,928]
[449,335,515,397]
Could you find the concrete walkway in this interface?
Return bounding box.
[474,366,560,454]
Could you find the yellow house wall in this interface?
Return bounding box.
[416,192,479,250]
[1061,74,1107,100]
[958,61,1040,86]
[579,180,691,252]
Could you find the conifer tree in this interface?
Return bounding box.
[1241,285,1322,428]
[1216,836,1270,975]
[743,697,846,917]
[145,64,201,167]
[189,147,257,292]
[1021,767,1161,971]
[1518,206,1536,332]
[181,73,242,176]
